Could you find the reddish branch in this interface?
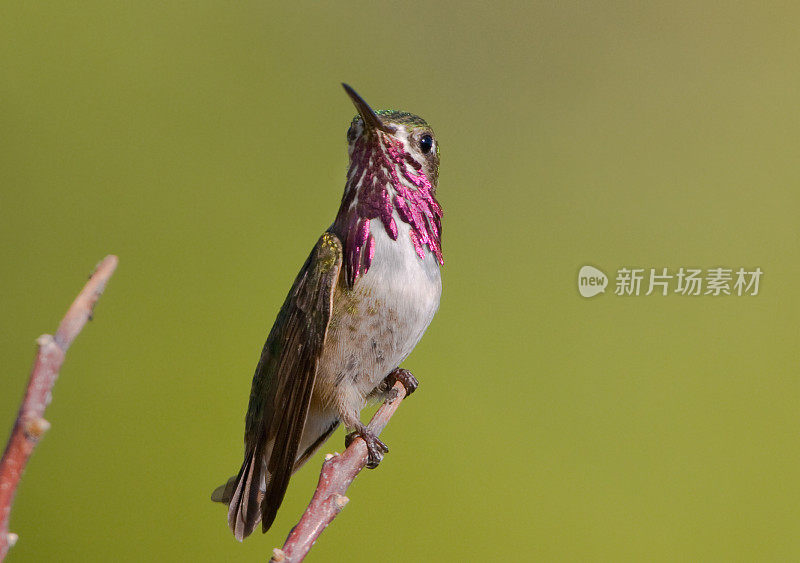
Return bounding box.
[0,255,118,561]
[270,380,409,563]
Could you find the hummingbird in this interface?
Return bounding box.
[212,84,443,540]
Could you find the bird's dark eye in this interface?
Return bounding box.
[347,126,356,143]
[419,134,433,154]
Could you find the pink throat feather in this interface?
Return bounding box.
[336,132,443,287]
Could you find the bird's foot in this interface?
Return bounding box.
[345,425,389,469]
[385,368,419,398]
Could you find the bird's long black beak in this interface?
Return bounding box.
[342,83,392,134]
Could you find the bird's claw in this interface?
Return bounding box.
[345,428,389,469]
[386,368,419,397]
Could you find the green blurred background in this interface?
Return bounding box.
[2,2,798,561]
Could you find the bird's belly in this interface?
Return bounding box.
[314,223,441,411]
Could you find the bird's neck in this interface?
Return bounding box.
[333,133,443,288]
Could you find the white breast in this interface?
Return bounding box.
[361,214,442,363]
[313,213,442,414]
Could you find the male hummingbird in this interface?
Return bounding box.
[212,84,443,540]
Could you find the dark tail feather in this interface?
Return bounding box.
[260,453,291,533]
[212,420,340,538]
[220,448,264,541]
[210,476,236,504]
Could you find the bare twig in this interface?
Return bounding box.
[0,255,118,560]
[270,380,409,562]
